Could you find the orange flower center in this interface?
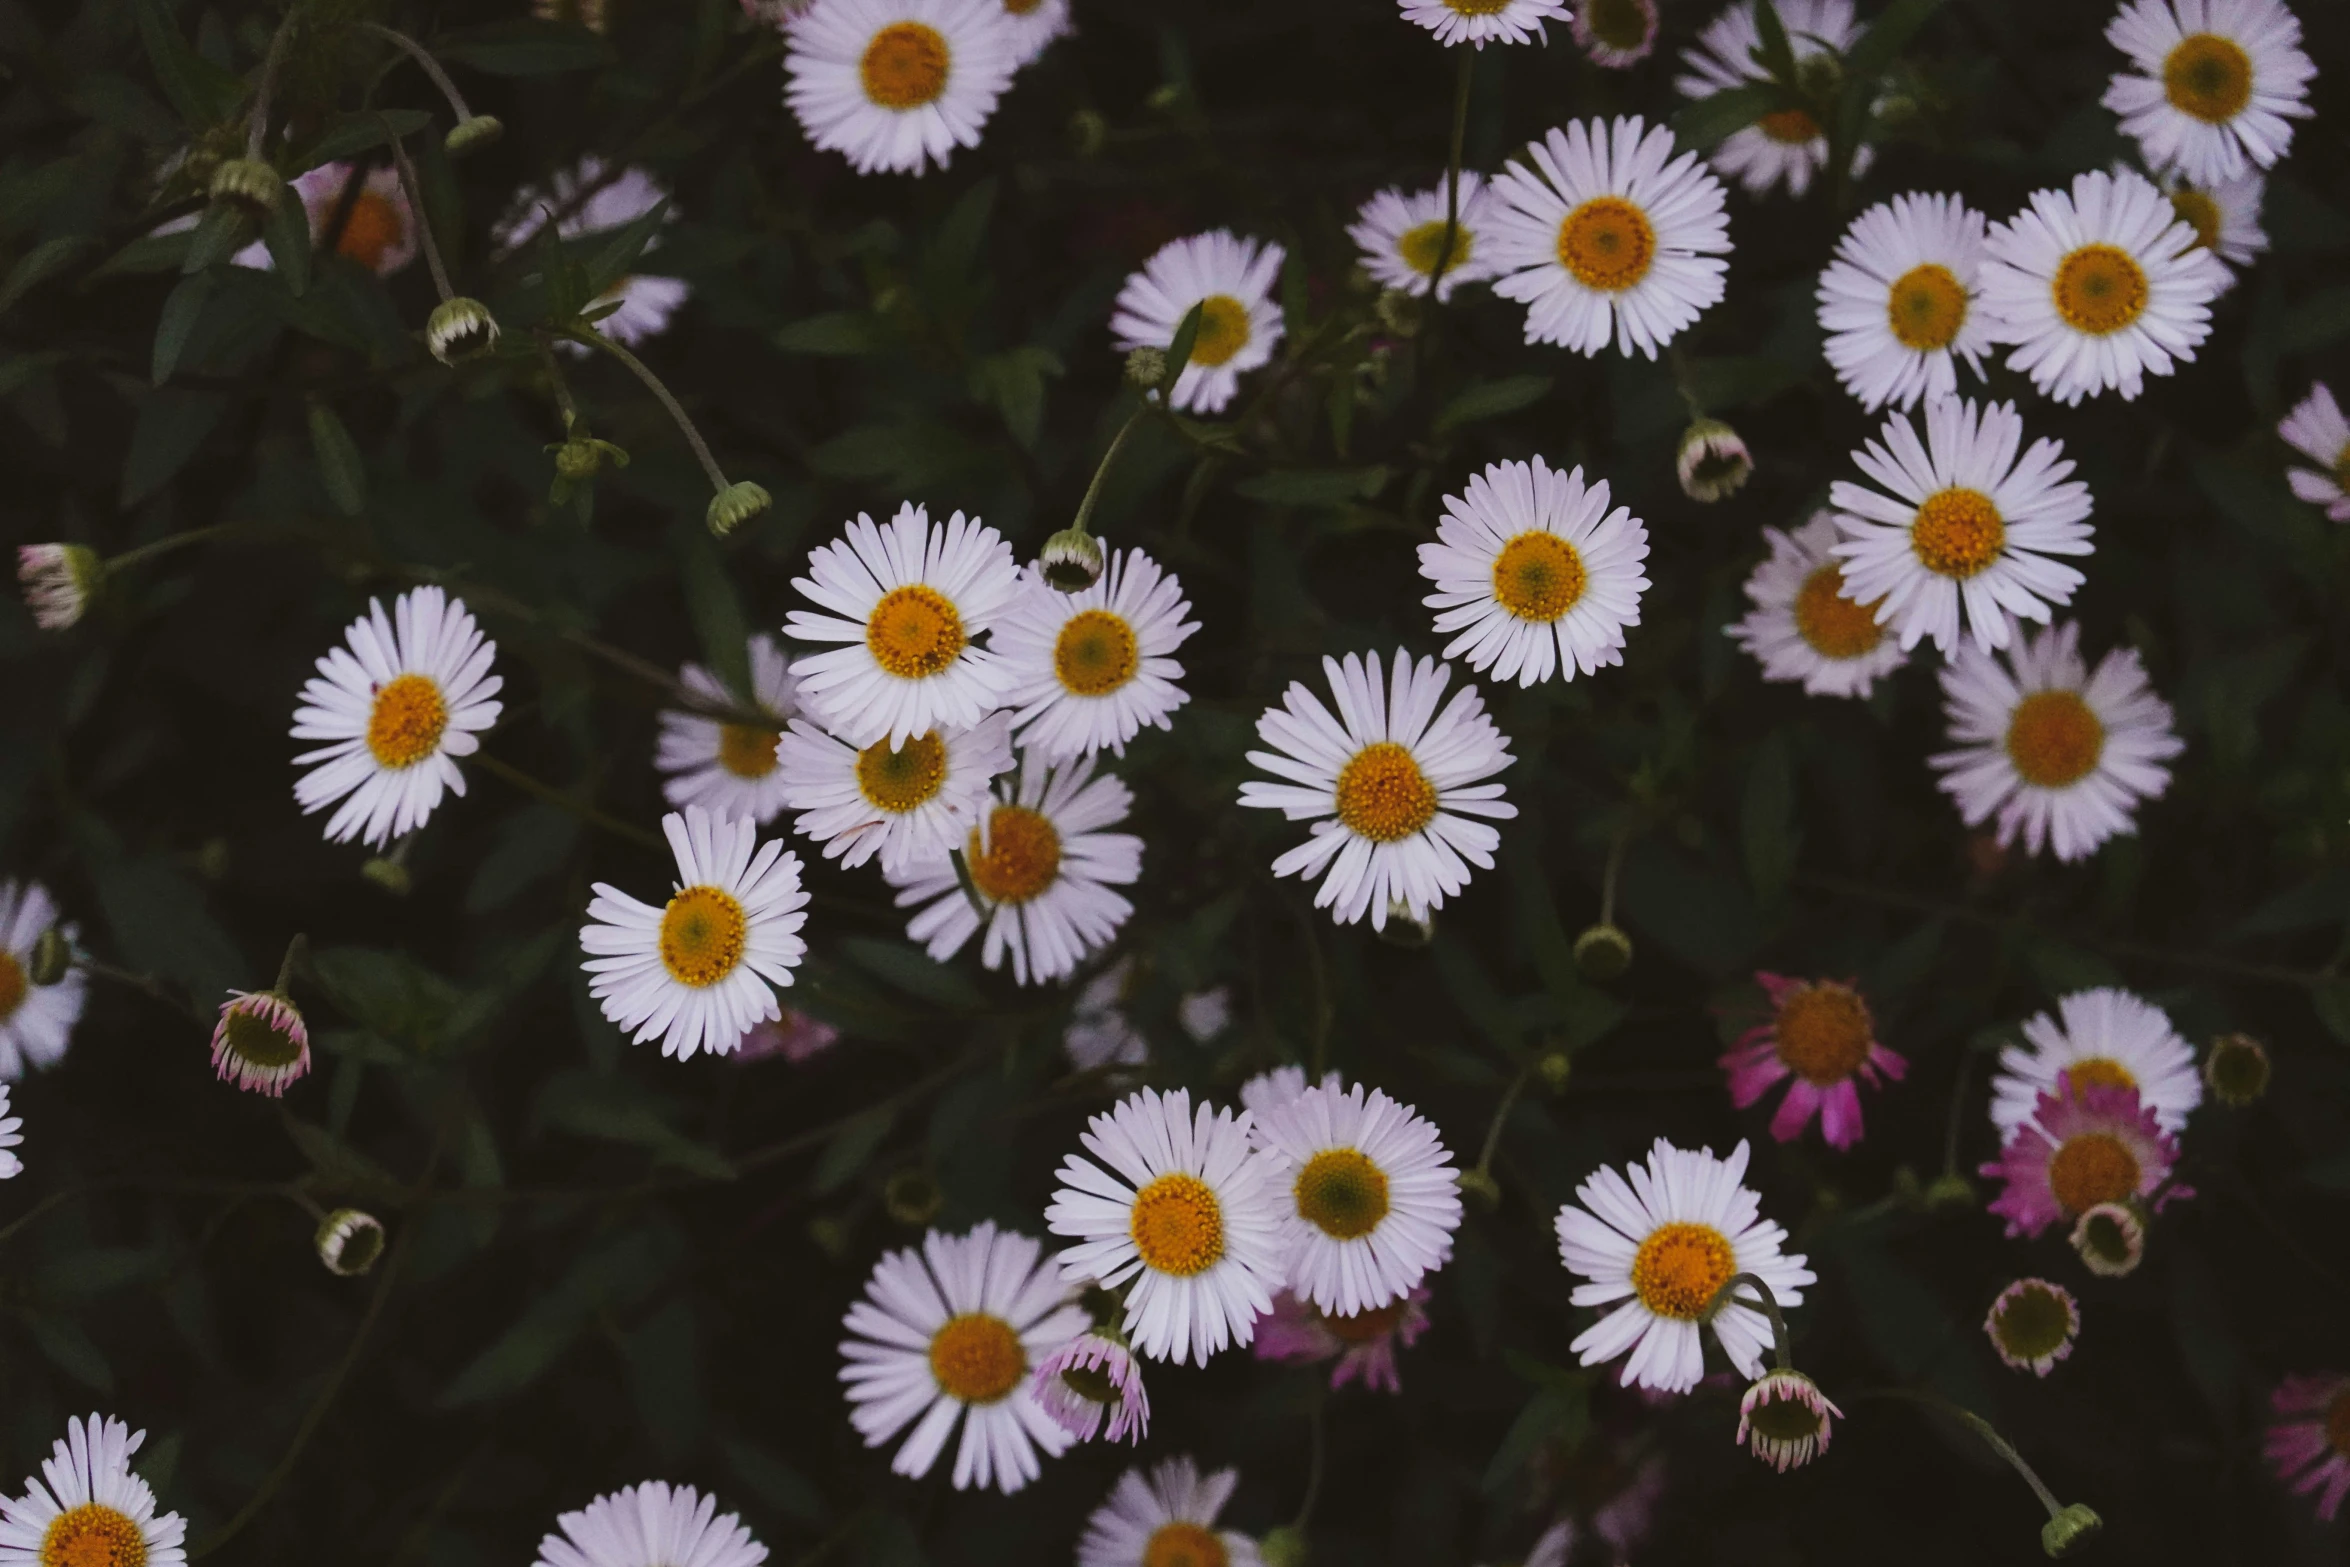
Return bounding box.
[1886,262,1969,351]
[658,885,748,988]
[1294,1148,1390,1239]
[1630,1221,1735,1320]
[1325,1299,1408,1344]
[2005,690,2104,789]
[865,584,966,679]
[1758,107,1820,145]
[1053,609,1140,696]
[2162,32,2253,124]
[965,806,1061,904]
[2326,1389,2350,1459]
[718,723,781,779]
[1791,565,1885,659]
[1334,742,1438,844]
[1129,1172,1224,1276]
[927,1312,1025,1403]
[1909,487,2005,579]
[2051,244,2149,336]
[1556,196,1656,293]
[2047,1131,2140,1217]
[860,21,950,110]
[337,188,407,273]
[1491,531,1587,623]
[1142,1524,1229,1567]
[856,731,949,814]
[1773,984,1873,1085]
[0,951,25,1023]
[40,1504,147,1567]
[2063,1056,2136,1096]
[1188,295,1252,368]
[365,674,448,769]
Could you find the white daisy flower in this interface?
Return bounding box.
[777,712,1013,873]
[783,0,1019,176]
[1991,986,2203,1138]
[290,586,504,849]
[838,1221,1088,1493]
[1417,456,1651,686]
[1978,167,2225,406]
[1397,0,1566,48]
[579,806,810,1060]
[0,1414,187,1567]
[656,634,803,826]
[1045,1087,1286,1366]
[496,159,689,348]
[784,502,1020,749]
[1486,116,1732,359]
[1347,176,1498,302]
[888,751,1141,986]
[1238,650,1518,931]
[2158,168,2266,290]
[1065,956,1149,1071]
[1251,1081,1463,1319]
[0,880,83,1081]
[1077,1456,1264,1567]
[1675,0,1865,199]
[993,550,1197,760]
[1238,1065,1341,1118]
[0,1084,21,1179]
[1554,1138,1815,1393]
[1828,397,2095,656]
[2280,382,2350,521]
[1729,512,1907,699]
[1929,618,2182,862]
[1109,230,1287,415]
[2101,0,2313,188]
[1815,192,1995,412]
[993,0,1069,65]
[532,1481,766,1567]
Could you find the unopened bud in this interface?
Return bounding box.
[1676,417,1753,503]
[1373,288,1424,339]
[17,544,102,631]
[1039,528,1106,592]
[1069,108,1108,158]
[1573,923,1632,981]
[426,297,500,366]
[884,1167,943,1227]
[549,436,629,483]
[2041,1504,2102,1558]
[1922,1171,1976,1210]
[2069,1201,2145,1278]
[315,1209,386,1276]
[1123,346,1167,389]
[360,857,412,896]
[444,115,505,156]
[29,928,74,987]
[707,480,772,538]
[1537,1050,1573,1094]
[207,156,282,219]
[2201,1032,2269,1107]
[1258,1526,1309,1567]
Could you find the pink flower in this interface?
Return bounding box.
[1031,1332,1150,1445]
[1979,1078,2189,1239]
[732,1008,839,1064]
[1252,1286,1430,1393]
[1719,974,1906,1150]
[2266,1372,2350,1522]
[1738,1368,1842,1472]
[209,989,311,1097]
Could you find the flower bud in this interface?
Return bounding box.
[360,856,412,896]
[883,1167,943,1227]
[2068,1200,2145,1278]
[207,156,282,219]
[1068,108,1108,158]
[1123,346,1167,389]
[1922,1170,1976,1210]
[29,928,74,987]
[807,1214,853,1259]
[425,297,501,366]
[443,115,505,156]
[1737,1367,1841,1472]
[707,480,773,538]
[1676,417,1753,503]
[17,544,102,631]
[2201,1031,2269,1107]
[1537,1050,1573,1095]
[1456,1167,1501,1210]
[2041,1503,2102,1558]
[549,435,629,483]
[1258,1526,1310,1567]
[212,990,313,1098]
[316,1208,386,1276]
[1572,922,1632,981]
[1039,528,1106,592]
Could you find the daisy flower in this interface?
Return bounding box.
[778,712,1012,873]
[209,989,311,1097]
[1253,1285,1432,1393]
[1984,1278,2079,1377]
[2158,168,2266,291]
[1251,1080,1462,1318]
[1417,457,1651,687]
[1347,176,1497,301]
[1077,1457,1263,1567]
[839,1221,1088,1493]
[532,1482,765,1567]
[1238,1065,1342,1118]
[496,159,689,348]
[1980,1080,2189,1239]
[1554,1138,1815,1393]
[2101,0,2313,188]
[2280,382,2350,521]
[733,1009,840,1064]
[1032,1332,1150,1445]
[1720,974,1906,1150]
[1238,650,1517,931]
[0,1414,187,1567]
[1729,514,1906,699]
[1990,986,2201,1137]
[994,0,1069,65]
[291,586,503,849]
[1045,1087,1285,1365]
[1978,167,2224,405]
[1738,1368,1841,1472]
[783,0,1018,177]
[1675,0,1865,199]
[1930,619,2182,860]
[1816,192,1994,411]
[656,635,802,826]
[1572,0,1659,66]
[993,550,1197,760]
[784,503,1020,749]
[1064,956,1149,1071]
[1486,117,1732,359]
[0,1084,20,1179]
[888,752,1140,986]
[1397,0,1565,47]
[578,806,809,1060]
[1827,397,2094,656]
[1109,230,1287,415]
[16,544,100,632]
[0,880,84,1080]
[291,162,419,276]
[2265,1372,2350,1523]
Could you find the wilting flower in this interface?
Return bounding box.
[2264,1372,2350,1522]
[1032,1331,1151,1445]
[2201,1031,2270,1106]
[209,989,311,1097]
[1252,1286,1431,1393]
[1984,1277,2080,1376]
[1719,975,1906,1151]
[2279,382,2350,521]
[1738,1367,1841,1472]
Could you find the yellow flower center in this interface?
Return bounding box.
[1143,1524,1229,1567]
[1053,609,1140,696]
[2326,1388,2350,1459]
[2051,244,2149,336]
[1885,262,1969,351]
[1398,219,1473,278]
[1581,0,1652,47]
[1773,984,1874,1085]
[926,1312,1025,1404]
[2336,445,2350,492]
[965,806,1061,904]
[337,189,407,273]
[2169,188,2223,252]
[1758,107,1821,145]
[39,1504,147,1567]
[1333,741,1438,845]
[1908,487,2005,580]
[1556,196,1656,293]
[865,584,966,679]
[2162,32,2253,124]
[1004,0,1042,12]
[1325,1298,1408,1343]
[365,673,448,770]
[1630,1221,1735,1321]
[855,731,949,814]
[1790,565,1885,660]
[0,951,24,1023]
[2047,1131,2140,1217]
[1188,295,1252,369]
[657,885,748,988]
[1490,531,1587,623]
[2004,689,2105,789]
[2064,1056,2137,1095]
[718,723,781,779]
[1294,1148,1391,1240]
[1129,1171,1225,1276]
[860,21,951,110]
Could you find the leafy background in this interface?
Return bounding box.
[2,0,2349,1561]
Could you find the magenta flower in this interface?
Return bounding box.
[1030,1331,1149,1445]
[1252,1286,1431,1393]
[209,989,311,1097]
[1979,1078,2189,1239]
[2266,1372,2350,1522]
[1719,974,1906,1150]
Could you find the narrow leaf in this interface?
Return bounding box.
[0,237,93,317]
[1434,375,1553,434]
[129,0,249,125]
[306,398,367,515]
[151,272,214,385]
[263,184,311,295]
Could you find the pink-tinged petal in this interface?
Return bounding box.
[1815,1079,1866,1150]
[1719,1040,1790,1109]
[1768,1080,1825,1143]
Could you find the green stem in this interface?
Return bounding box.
[384,133,455,302]
[562,328,731,496]
[1070,400,1151,539]
[358,22,477,123]
[537,334,583,433]
[272,932,308,996]
[76,955,202,1022]
[1702,1271,1793,1371]
[244,10,296,159]
[1598,822,1632,928]
[1472,1060,1534,1180]
[1667,343,1707,420]
[1291,1388,1328,1530]
[472,753,664,853]
[1852,1387,2067,1523]
[107,522,235,572]
[1424,48,1474,299]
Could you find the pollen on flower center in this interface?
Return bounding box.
[0,952,25,1022]
[366,673,448,770]
[860,21,951,110]
[865,584,966,679]
[1399,218,1474,278]
[1909,487,2005,579]
[1773,984,1873,1085]
[2051,244,2149,335]
[1491,531,1588,622]
[39,1503,147,1567]
[855,731,949,814]
[1188,295,1252,368]
[2168,189,2223,252]
[1758,107,1821,144]
[966,806,1061,904]
[718,722,781,779]
[1129,1171,1225,1276]
[2005,690,2105,788]
[1631,1221,1735,1320]
[2064,1056,2136,1095]
[1326,1299,1408,1343]
[2047,1131,2140,1216]
[1792,566,1885,660]
[1556,196,1657,293]
[2162,32,2253,124]
[1004,0,1042,12]
[1334,742,1439,844]
[658,884,748,988]
[1886,263,1969,351]
[338,189,407,273]
[1295,1147,1391,1240]
[1053,609,1141,696]
[1142,1522,1229,1567]
[927,1312,1025,1403]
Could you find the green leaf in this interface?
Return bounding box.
[437,1227,673,1407]
[1670,82,1787,153]
[926,176,998,287]
[435,20,614,76]
[1434,375,1553,435]
[0,236,93,318]
[35,1247,163,1297]
[151,271,214,385]
[262,183,311,295]
[179,204,251,274]
[77,830,245,1000]
[813,1106,895,1195]
[94,229,196,278]
[673,524,754,701]
[1750,0,1800,88]
[1741,733,1798,905]
[620,1298,707,1462]
[23,1312,114,1392]
[1843,0,1945,87]
[1233,466,1391,506]
[305,398,367,516]
[968,346,1063,449]
[773,312,885,355]
[535,1072,737,1181]
[1159,300,1205,397]
[308,946,465,1050]
[129,0,248,125]
[579,199,672,301]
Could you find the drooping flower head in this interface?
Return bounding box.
[1738,1367,1842,1472]
[16,544,101,632]
[530,1481,767,1567]
[1984,1277,2080,1376]
[2101,0,2313,187]
[1980,1079,2189,1239]
[1347,176,1499,302]
[1076,1456,1264,1567]
[1253,1285,1432,1394]
[2265,1372,2350,1523]
[1250,1081,1462,1318]
[1676,0,1866,198]
[1990,986,2202,1137]
[783,0,1019,176]
[656,636,801,826]
[2280,382,2350,522]
[993,548,1198,760]
[1719,975,1907,1151]
[315,1207,387,1275]
[1032,1331,1150,1445]
[1729,513,1907,699]
[0,880,84,1080]
[1109,230,1288,415]
[1816,192,1995,412]
[0,1414,188,1567]
[209,989,312,1097]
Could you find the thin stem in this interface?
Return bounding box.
[272,932,308,995]
[949,846,992,922]
[472,753,665,853]
[385,134,454,302]
[1852,1387,2067,1522]
[1703,1271,1793,1371]
[244,10,297,158]
[106,521,235,572]
[537,334,583,433]
[1667,343,1707,420]
[562,329,731,495]
[1070,400,1151,538]
[1424,48,1474,299]
[1598,822,1633,928]
[1291,1389,1328,1530]
[1285,895,1333,1078]
[358,22,476,122]
[1472,1060,1534,1180]
[76,956,202,1022]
